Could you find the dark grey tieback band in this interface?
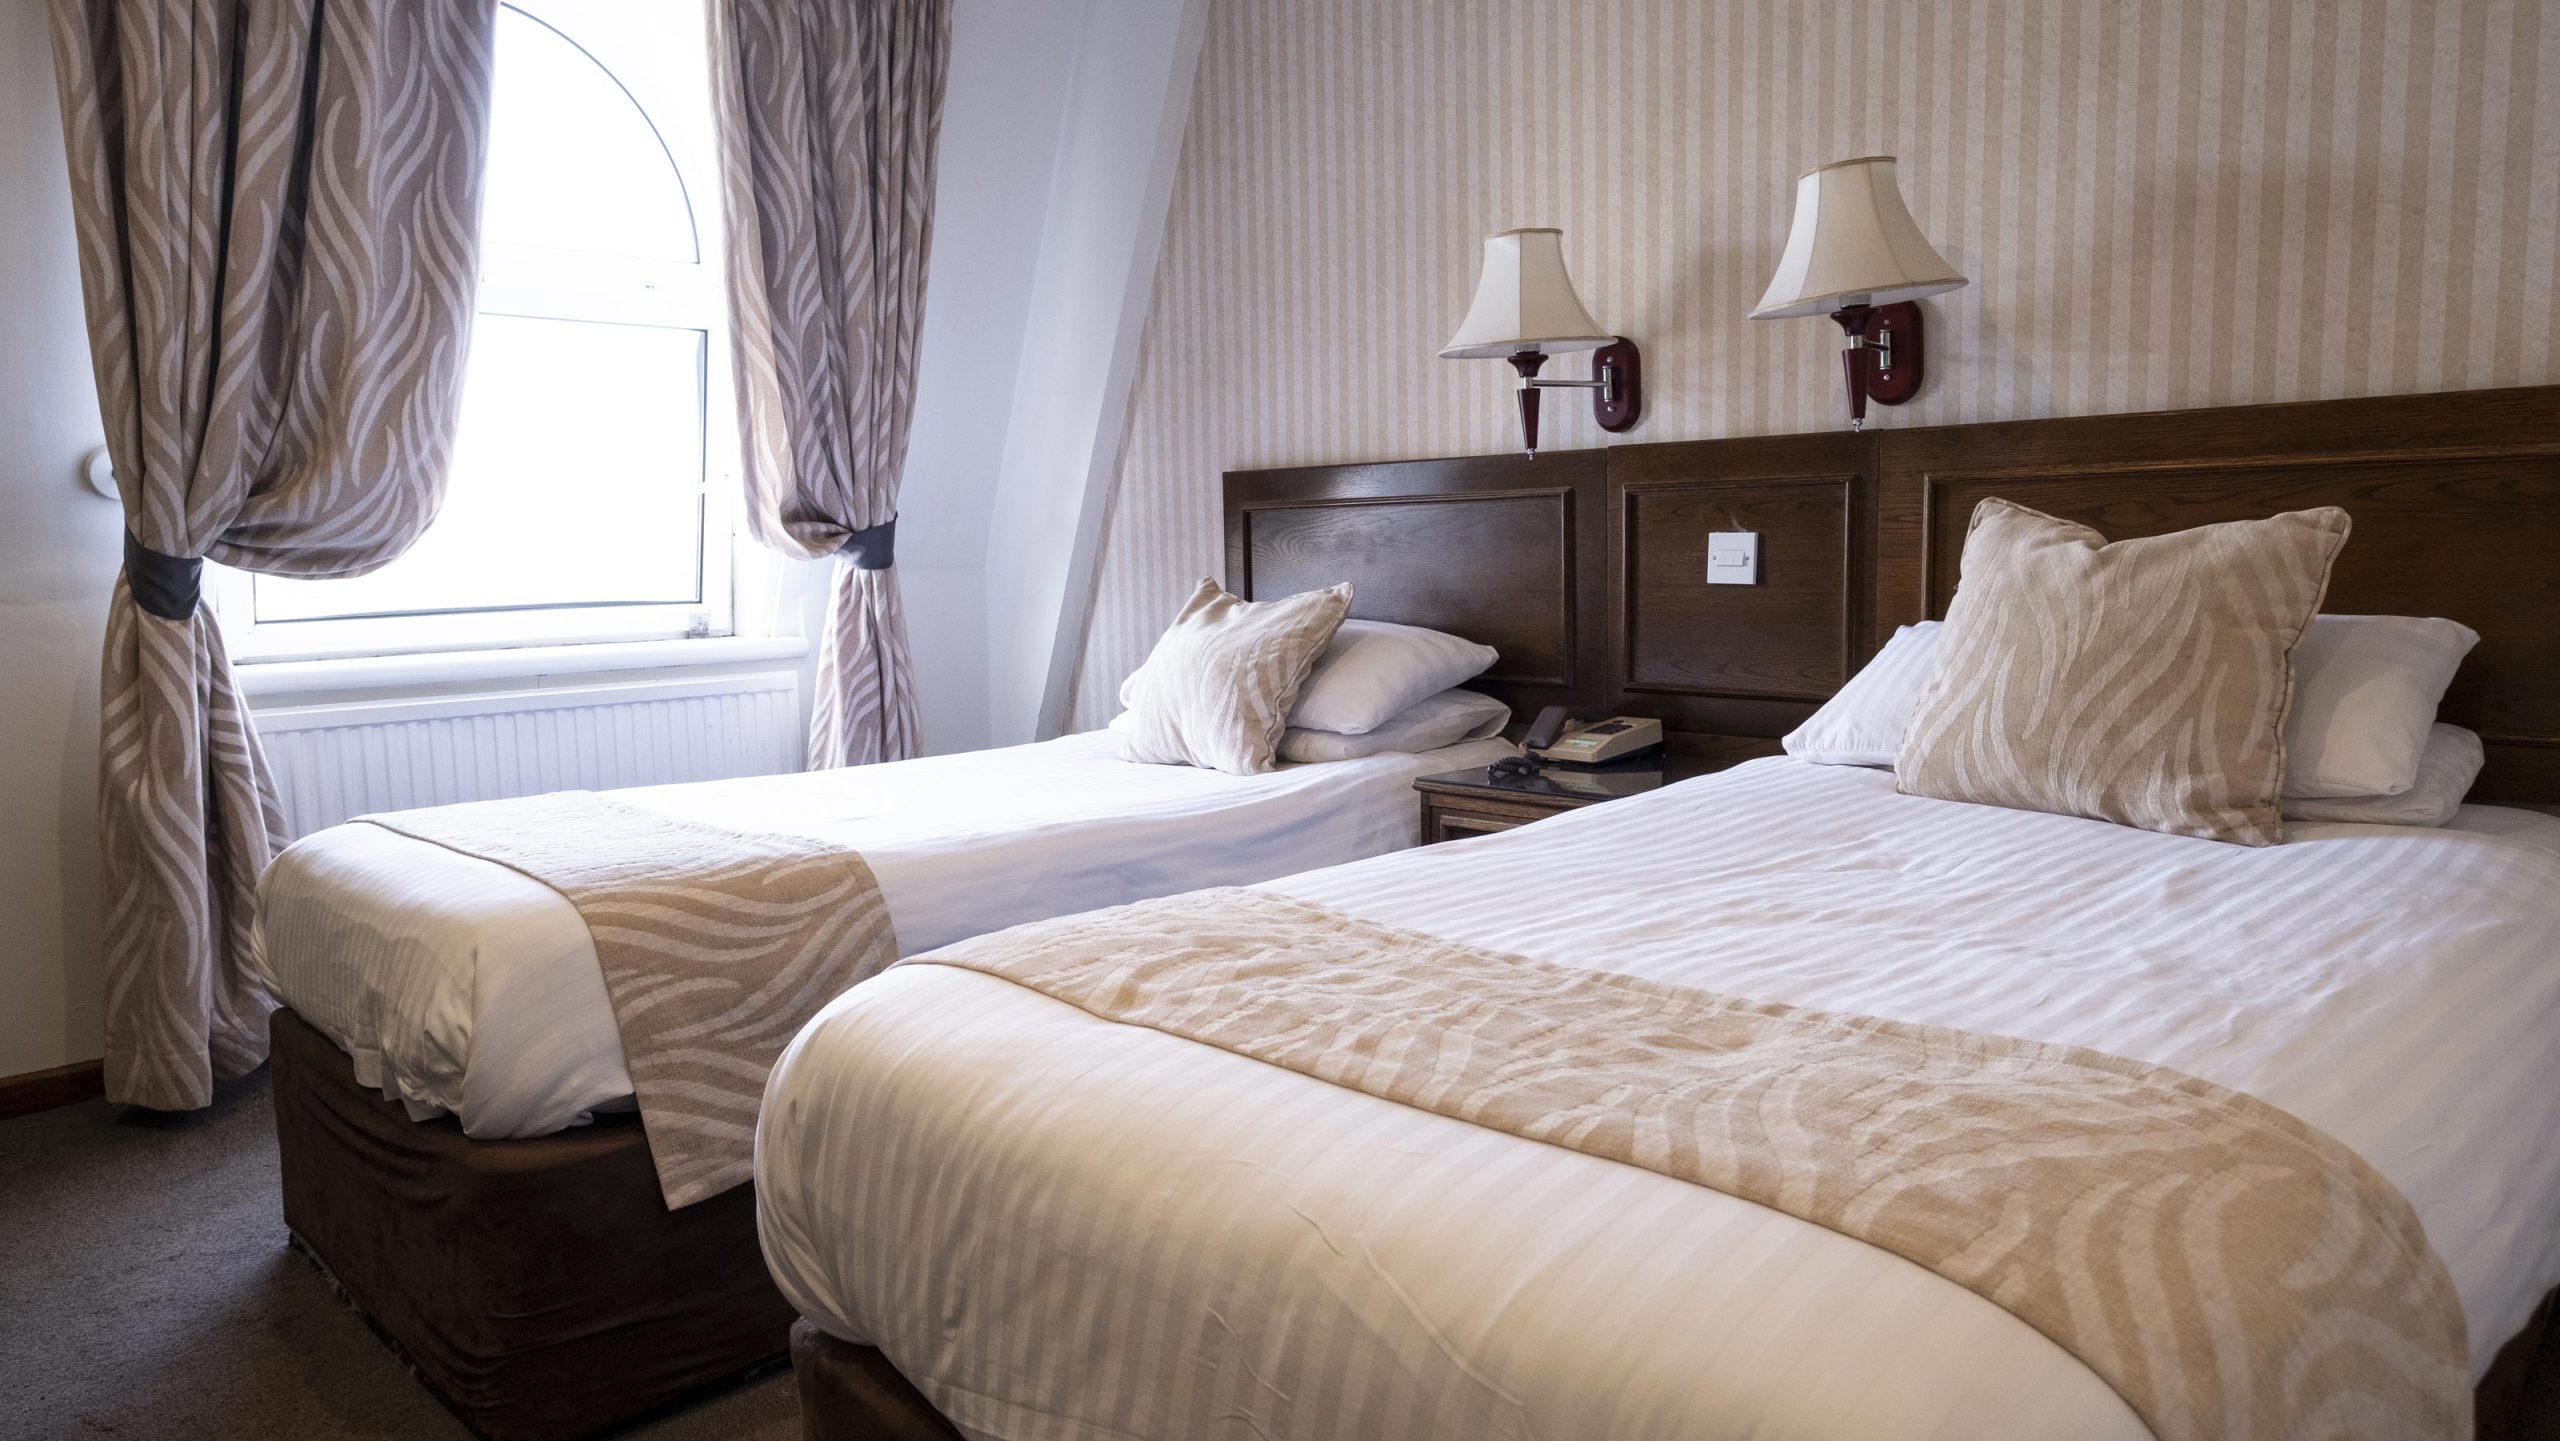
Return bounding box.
[839,517,896,570]
[123,531,204,621]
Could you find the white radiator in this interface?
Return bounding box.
[253,673,804,839]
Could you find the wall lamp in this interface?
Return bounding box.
[1750,156,1966,429]
[1440,228,1641,456]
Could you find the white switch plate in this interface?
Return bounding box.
[1707,531,1759,585]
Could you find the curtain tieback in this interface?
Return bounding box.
[123,531,204,621]
[839,518,896,570]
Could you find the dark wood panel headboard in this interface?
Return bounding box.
[1225,451,1610,720]
[1226,384,2560,804]
[1875,387,2560,804]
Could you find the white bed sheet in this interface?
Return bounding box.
[252,729,1516,1138]
[758,758,2560,1441]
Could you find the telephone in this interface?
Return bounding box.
[1522,707,1665,766]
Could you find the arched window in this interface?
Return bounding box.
[228,0,741,657]
[480,7,699,263]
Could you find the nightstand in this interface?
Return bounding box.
[1413,742,1774,844]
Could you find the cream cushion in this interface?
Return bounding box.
[1124,617,1498,736]
[1117,578,1353,775]
[1896,499,2350,846]
[1789,614,2476,806]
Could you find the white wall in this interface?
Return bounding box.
[977,0,1205,745]
[0,2,117,1080]
[895,0,1092,755]
[899,0,1204,753]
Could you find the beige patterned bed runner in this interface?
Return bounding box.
[358,792,896,1208]
[917,887,2468,1441]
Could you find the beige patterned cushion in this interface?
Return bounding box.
[1897,499,2351,845]
[1118,578,1353,775]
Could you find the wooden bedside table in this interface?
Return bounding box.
[1413,742,1773,844]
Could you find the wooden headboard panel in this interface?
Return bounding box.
[1225,451,1610,719]
[1877,387,2560,803]
[1226,384,2560,802]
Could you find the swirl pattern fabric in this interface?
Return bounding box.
[710,0,951,770]
[915,885,2470,1441]
[49,0,497,1109]
[360,792,896,1209]
[1118,579,1354,775]
[1898,500,2350,846]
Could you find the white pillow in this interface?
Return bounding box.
[2280,615,2479,797]
[1275,689,1511,763]
[1781,622,1939,767]
[2282,724,2483,827]
[1283,620,1498,735]
[1785,615,2475,800]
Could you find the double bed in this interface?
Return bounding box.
[758,384,2560,1440]
[762,756,2560,1439]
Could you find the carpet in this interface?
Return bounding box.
[0,1071,793,1441]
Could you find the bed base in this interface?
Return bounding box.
[791,1294,2557,1441]
[792,1319,963,1440]
[269,1009,795,1441]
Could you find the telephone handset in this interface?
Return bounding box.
[1523,706,1665,765]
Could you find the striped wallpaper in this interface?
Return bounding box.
[1063,0,2560,728]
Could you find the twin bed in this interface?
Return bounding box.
[258,383,2560,1441]
[256,728,1511,1437]
[259,729,1509,1138]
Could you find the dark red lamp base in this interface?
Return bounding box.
[1827,301,1923,429]
[1506,337,1643,455]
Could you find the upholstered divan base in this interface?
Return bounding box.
[790,1319,961,1441]
[788,1296,2557,1441]
[270,1008,793,1440]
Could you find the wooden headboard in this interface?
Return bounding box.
[1225,383,2560,804]
[1226,452,1609,722]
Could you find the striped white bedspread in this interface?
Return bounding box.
[253,729,1514,1138]
[756,758,2560,1441]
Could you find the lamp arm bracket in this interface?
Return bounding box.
[1842,330,1894,367]
[1495,338,1642,453]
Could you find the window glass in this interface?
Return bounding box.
[479,5,698,262]
[253,316,708,621]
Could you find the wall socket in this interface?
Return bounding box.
[1707,531,1760,585]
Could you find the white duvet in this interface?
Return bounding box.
[252,729,1516,1138]
[758,758,2560,1441]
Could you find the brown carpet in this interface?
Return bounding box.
[0,1068,2554,1440]
[0,1070,793,1441]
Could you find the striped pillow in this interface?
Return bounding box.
[1897,499,2350,846]
[1118,578,1354,775]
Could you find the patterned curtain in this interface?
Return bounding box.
[708,0,952,770]
[50,1,498,1111]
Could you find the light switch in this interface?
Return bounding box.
[1707,531,1760,586]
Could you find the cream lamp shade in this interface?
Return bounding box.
[1750,156,1966,319]
[1440,228,1614,357]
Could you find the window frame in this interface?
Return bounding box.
[213,0,746,665]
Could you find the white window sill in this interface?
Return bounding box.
[234,635,810,699]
